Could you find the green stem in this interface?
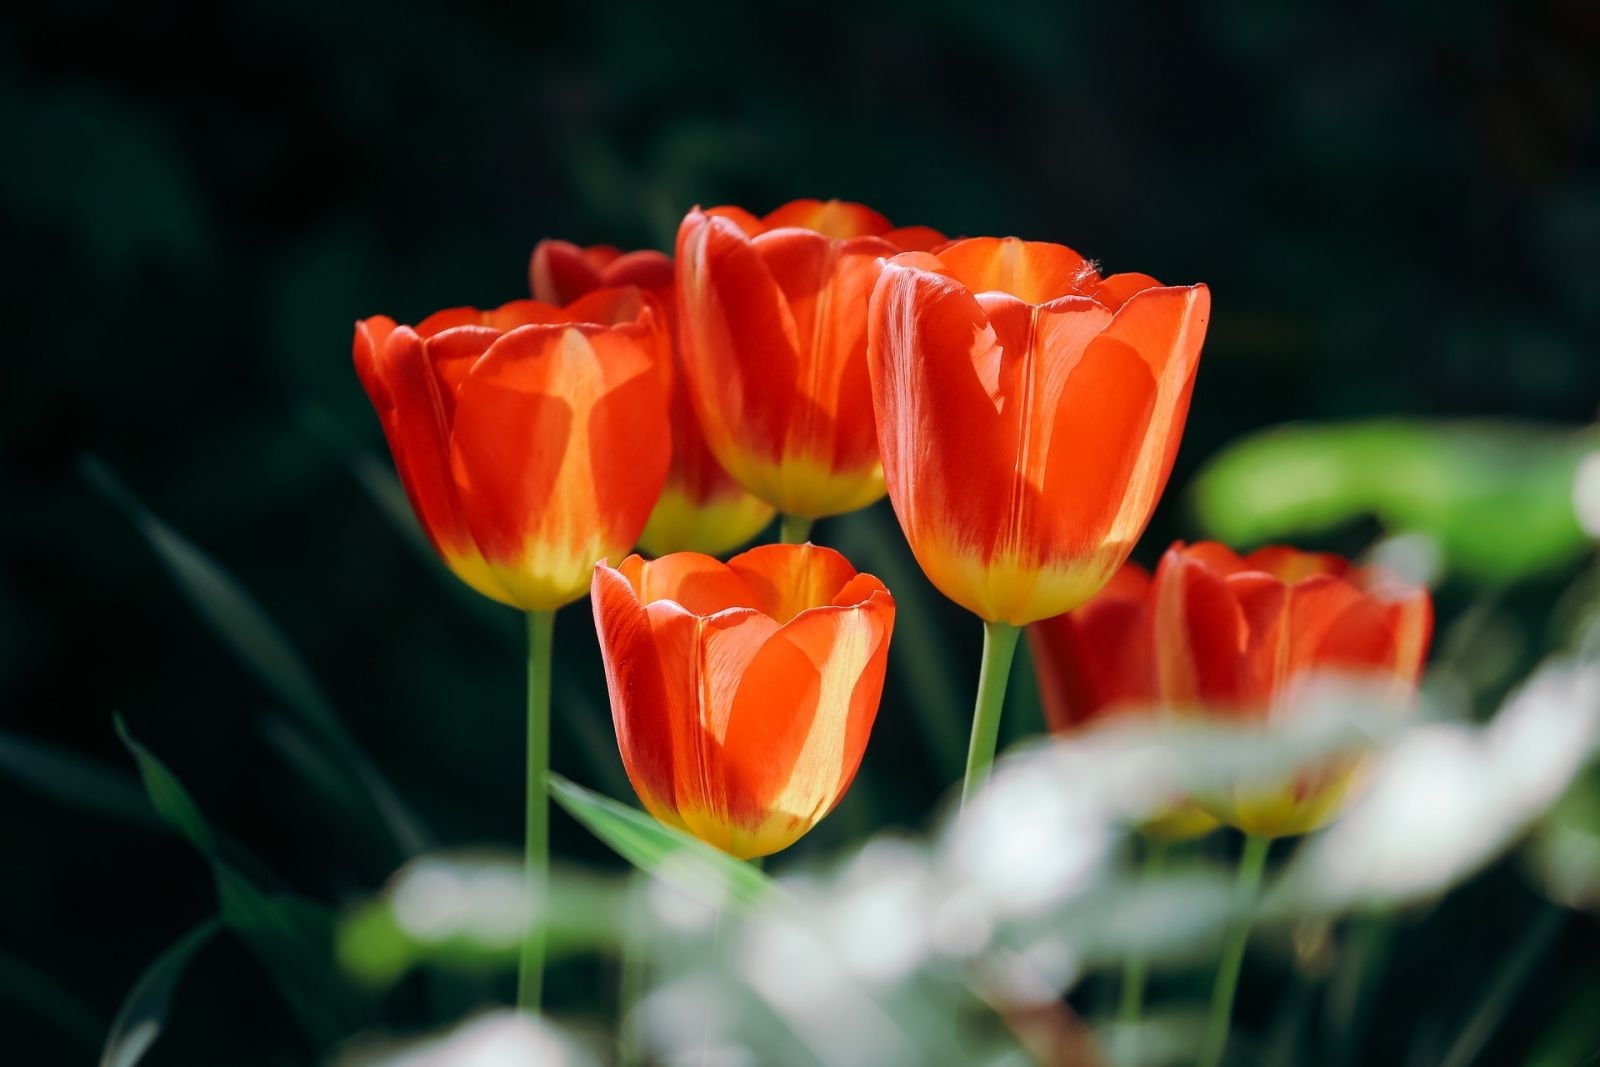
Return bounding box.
[959,619,1021,809]
[1199,834,1271,1067]
[615,875,649,1067]
[779,514,814,544]
[518,609,556,1012]
[1119,839,1170,1030]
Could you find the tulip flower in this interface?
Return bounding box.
[866,236,1209,804]
[354,287,671,1011]
[529,239,775,556]
[354,288,672,611]
[592,543,895,859]
[1027,564,1219,841]
[1149,541,1432,838]
[676,199,945,539]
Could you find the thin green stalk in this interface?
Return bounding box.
[779,514,814,544]
[1119,839,1171,1028]
[1199,834,1271,1067]
[518,609,556,1012]
[616,875,649,1067]
[960,619,1021,809]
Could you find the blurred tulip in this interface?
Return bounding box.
[354,289,671,611]
[1034,542,1432,838]
[530,239,774,556]
[1028,564,1218,839]
[867,237,1209,626]
[676,199,945,526]
[592,543,895,858]
[1153,541,1431,837]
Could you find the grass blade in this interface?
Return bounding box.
[0,728,163,830]
[114,715,366,1046]
[0,947,102,1051]
[82,454,427,856]
[99,918,223,1067]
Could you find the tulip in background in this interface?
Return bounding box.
[867,236,1209,805]
[530,239,775,556]
[1031,540,1432,1067]
[1148,541,1433,837]
[676,199,944,541]
[592,543,895,859]
[354,287,672,1010]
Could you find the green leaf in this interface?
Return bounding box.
[99,918,222,1067]
[82,454,427,856]
[548,773,778,909]
[113,716,365,1046]
[0,947,101,1051]
[113,715,213,853]
[0,728,163,830]
[1189,420,1596,583]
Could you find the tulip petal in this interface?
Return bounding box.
[679,212,802,473]
[530,240,609,305]
[449,323,669,610]
[618,552,762,616]
[719,597,892,856]
[762,198,891,239]
[1036,302,1154,557]
[727,542,861,623]
[357,323,512,605]
[592,565,693,831]
[1154,547,1246,707]
[936,237,1095,304]
[1096,285,1210,547]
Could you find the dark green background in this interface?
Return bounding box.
[4,1,1597,1063]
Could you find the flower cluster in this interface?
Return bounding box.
[355,197,1431,861]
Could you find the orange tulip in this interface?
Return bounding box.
[353,289,671,611]
[676,199,946,521]
[592,543,895,858]
[1032,542,1433,838]
[529,239,774,556]
[867,237,1210,626]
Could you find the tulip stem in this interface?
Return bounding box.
[518,609,556,1013]
[1199,834,1271,1067]
[779,514,813,544]
[1118,839,1170,1032]
[959,619,1021,809]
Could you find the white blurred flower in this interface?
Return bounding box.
[1573,450,1600,539]
[1275,659,1600,911]
[331,1011,594,1067]
[390,856,532,949]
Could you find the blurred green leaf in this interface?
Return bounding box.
[82,454,428,856]
[548,774,778,909]
[337,854,624,987]
[1190,420,1596,583]
[99,917,222,1067]
[114,716,366,1046]
[0,948,101,1051]
[0,728,163,830]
